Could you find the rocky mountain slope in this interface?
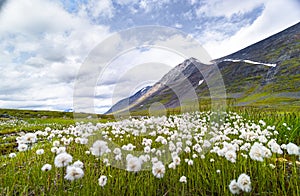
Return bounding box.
[106,22,300,114]
[106,86,151,114]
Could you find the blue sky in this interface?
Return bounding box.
[0,0,299,113]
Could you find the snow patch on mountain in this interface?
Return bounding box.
[223,59,277,67]
[198,80,204,86]
[140,87,149,93]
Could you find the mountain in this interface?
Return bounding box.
[106,22,300,114]
[214,21,300,106]
[105,86,151,114]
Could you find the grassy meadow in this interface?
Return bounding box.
[0,108,299,195]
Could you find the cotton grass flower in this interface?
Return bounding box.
[151,157,159,164]
[98,175,107,187]
[249,143,264,162]
[103,158,110,166]
[22,133,37,144]
[286,142,299,155]
[18,144,28,152]
[237,173,251,192]
[113,148,121,155]
[51,147,58,154]
[144,146,151,153]
[54,152,73,168]
[41,164,52,172]
[53,140,60,147]
[126,156,142,173]
[172,156,181,165]
[152,161,165,178]
[45,127,51,132]
[179,176,187,183]
[168,162,176,169]
[229,179,241,194]
[64,165,84,181]
[9,153,16,158]
[115,154,122,161]
[56,147,66,154]
[261,146,272,158]
[187,159,193,165]
[63,139,71,146]
[225,150,236,163]
[268,140,283,154]
[91,140,111,157]
[36,149,44,155]
[73,160,84,168]
[139,155,149,163]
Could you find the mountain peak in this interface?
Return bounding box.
[106,22,300,114]
[159,57,203,85]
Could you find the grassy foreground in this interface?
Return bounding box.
[0,108,299,195]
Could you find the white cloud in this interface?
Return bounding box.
[174,23,183,29]
[0,0,299,113]
[203,0,300,59]
[80,0,114,19]
[196,0,264,18]
[115,0,139,6]
[0,0,110,111]
[94,47,185,113]
[139,0,171,13]
[189,0,197,6]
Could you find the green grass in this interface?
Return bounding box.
[0,108,74,119]
[0,108,299,195]
[237,92,269,103]
[0,109,114,155]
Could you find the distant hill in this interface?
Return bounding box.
[106,22,300,114]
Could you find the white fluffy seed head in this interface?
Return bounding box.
[18,144,28,152]
[229,179,241,194]
[168,162,176,169]
[237,173,251,192]
[73,160,84,168]
[9,153,16,158]
[126,156,142,173]
[91,140,110,157]
[179,176,187,183]
[36,149,44,155]
[249,143,264,162]
[152,161,165,178]
[187,160,193,165]
[22,133,37,144]
[286,143,299,155]
[54,152,73,168]
[41,164,52,172]
[64,165,84,181]
[56,147,66,154]
[98,175,107,187]
[53,140,60,147]
[225,150,236,163]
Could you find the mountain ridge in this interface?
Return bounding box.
[106,22,300,114]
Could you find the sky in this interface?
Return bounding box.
[0,0,299,113]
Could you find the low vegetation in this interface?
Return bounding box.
[0,108,299,195]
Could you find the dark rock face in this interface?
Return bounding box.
[106,22,300,114]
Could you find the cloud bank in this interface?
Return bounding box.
[0,0,299,113]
